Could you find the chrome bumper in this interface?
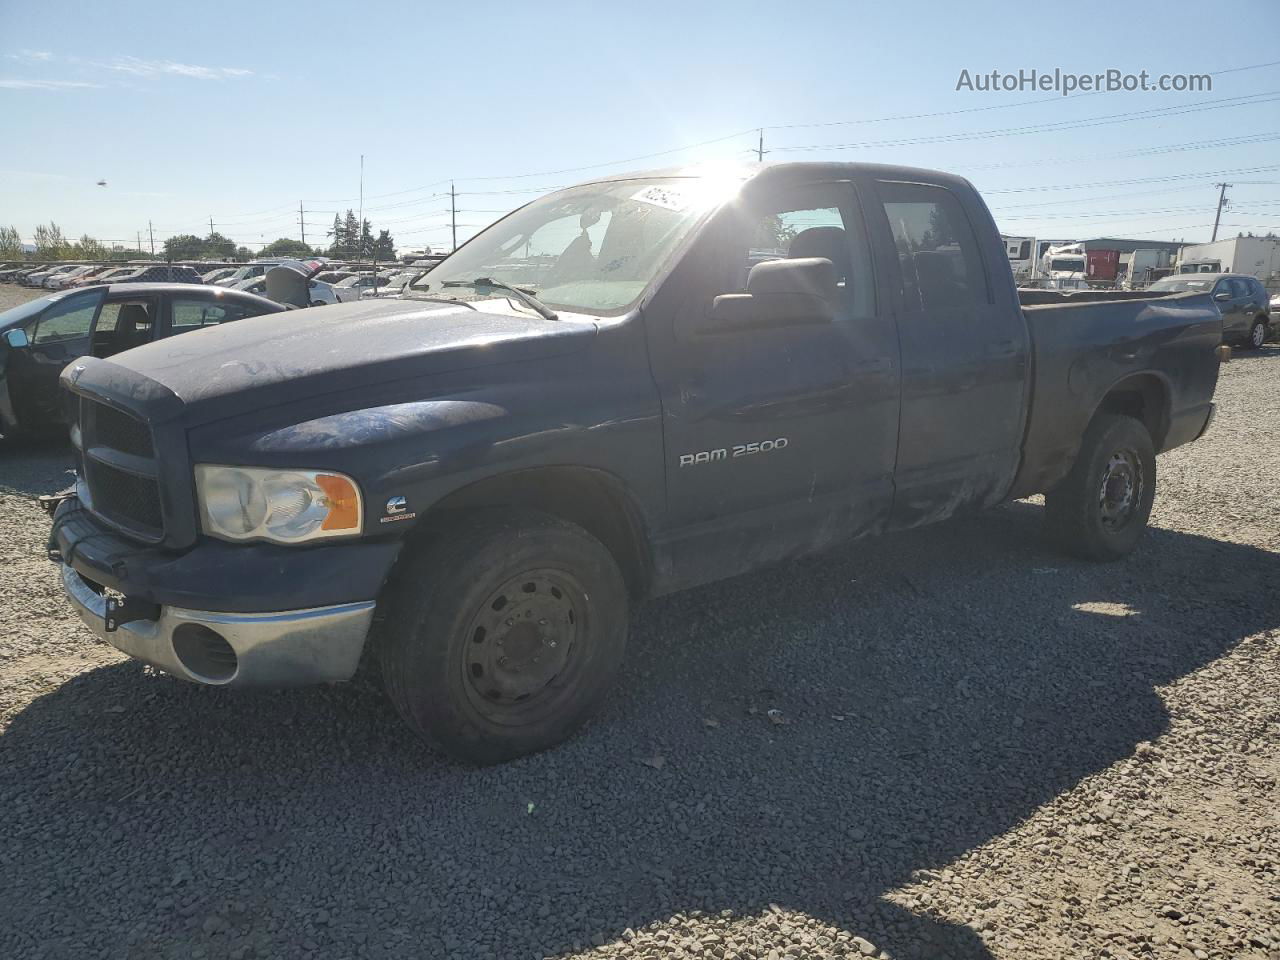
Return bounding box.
[60,564,375,687]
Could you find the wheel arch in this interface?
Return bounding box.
[1091,371,1173,452]
[400,466,654,599]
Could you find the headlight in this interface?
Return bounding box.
[194,465,362,544]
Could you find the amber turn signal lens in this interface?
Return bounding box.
[317,474,361,531]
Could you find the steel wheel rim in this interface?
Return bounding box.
[460,569,585,726]
[1098,448,1143,530]
[1252,323,1265,347]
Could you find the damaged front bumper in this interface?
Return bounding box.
[50,496,392,687]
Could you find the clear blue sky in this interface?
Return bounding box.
[2,0,1279,253]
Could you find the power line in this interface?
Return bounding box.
[772,91,1280,153]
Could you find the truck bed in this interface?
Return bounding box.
[1010,291,1221,498]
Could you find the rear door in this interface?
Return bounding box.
[867,179,1029,526]
[163,293,270,338]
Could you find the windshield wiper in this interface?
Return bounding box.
[401,291,479,310]
[441,277,559,321]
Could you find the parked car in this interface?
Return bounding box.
[0,284,285,436]
[45,265,99,290]
[48,162,1225,763]
[332,271,397,302]
[200,267,238,285]
[23,264,85,287]
[1148,273,1270,348]
[359,271,422,298]
[229,277,268,294]
[66,265,142,288]
[108,265,204,285]
[213,263,283,287]
[0,265,41,283]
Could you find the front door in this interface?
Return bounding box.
[867,179,1030,527]
[8,287,106,427]
[644,177,901,585]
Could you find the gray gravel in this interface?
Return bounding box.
[0,281,1276,960]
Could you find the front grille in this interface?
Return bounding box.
[90,402,153,457]
[85,459,163,531]
[78,399,164,540]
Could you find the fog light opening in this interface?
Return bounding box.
[172,624,238,684]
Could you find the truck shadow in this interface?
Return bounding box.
[2,501,1276,960]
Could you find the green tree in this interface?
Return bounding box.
[162,234,206,260]
[33,222,70,260]
[0,225,22,259]
[235,246,253,260]
[73,234,107,259]
[261,237,315,258]
[372,229,396,261]
[204,232,236,259]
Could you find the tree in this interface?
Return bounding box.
[33,222,70,260]
[261,237,315,258]
[204,232,236,260]
[358,219,373,257]
[235,246,253,260]
[163,234,206,260]
[0,225,22,259]
[372,229,396,262]
[73,234,107,259]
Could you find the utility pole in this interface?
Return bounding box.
[450,181,457,252]
[136,230,141,253]
[1211,182,1231,242]
[209,216,215,236]
[756,128,768,163]
[147,220,155,257]
[357,154,364,237]
[299,201,305,247]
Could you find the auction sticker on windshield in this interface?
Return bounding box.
[630,184,695,212]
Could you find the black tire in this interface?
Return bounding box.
[1246,318,1267,350]
[1044,414,1156,561]
[377,509,628,764]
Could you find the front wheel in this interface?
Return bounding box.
[377,509,628,764]
[1044,414,1156,561]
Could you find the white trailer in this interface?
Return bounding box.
[1176,236,1280,290]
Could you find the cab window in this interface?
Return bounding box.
[171,298,250,333]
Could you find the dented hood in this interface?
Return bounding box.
[73,298,595,427]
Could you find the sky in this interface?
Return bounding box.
[2,0,1279,254]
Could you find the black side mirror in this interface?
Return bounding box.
[3,328,30,349]
[704,257,838,333]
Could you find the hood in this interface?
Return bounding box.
[77,297,596,427]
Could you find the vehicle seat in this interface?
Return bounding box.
[114,303,153,351]
[543,231,595,288]
[789,226,851,283]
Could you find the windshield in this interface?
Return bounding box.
[1149,277,1214,292]
[1049,257,1086,273]
[409,177,731,314]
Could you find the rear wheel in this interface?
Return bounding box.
[378,509,628,764]
[1044,414,1156,561]
[1247,318,1267,349]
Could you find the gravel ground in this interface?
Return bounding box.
[0,281,1276,960]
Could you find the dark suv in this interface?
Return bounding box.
[1149,273,1271,348]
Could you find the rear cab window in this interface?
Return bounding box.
[879,183,990,312]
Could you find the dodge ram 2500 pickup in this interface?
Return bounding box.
[49,163,1225,763]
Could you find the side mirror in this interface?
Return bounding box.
[704,257,838,333]
[3,328,30,349]
[1213,291,1231,302]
